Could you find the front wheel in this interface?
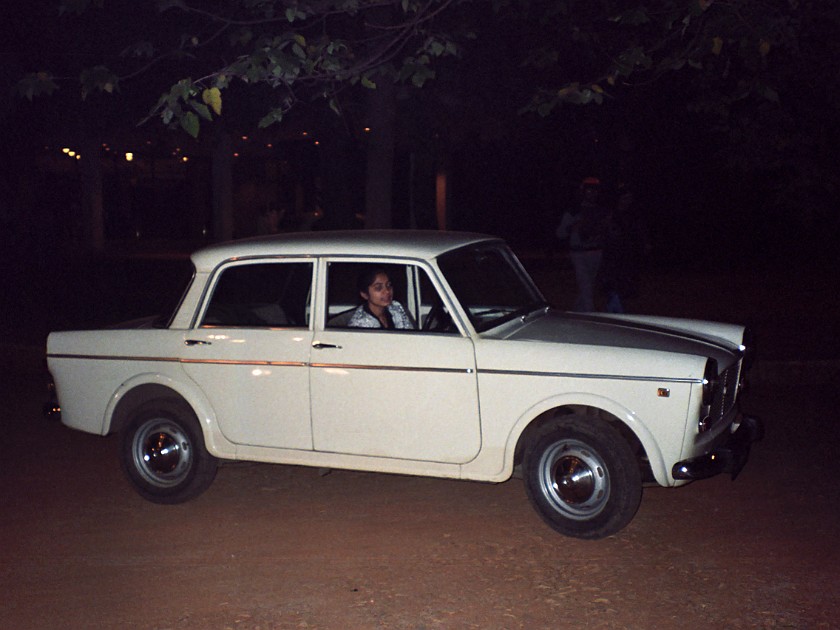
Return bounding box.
[523,416,642,539]
[120,399,218,504]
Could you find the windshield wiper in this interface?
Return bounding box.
[521,303,550,322]
[471,307,512,318]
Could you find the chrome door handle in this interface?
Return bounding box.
[184,339,212,346]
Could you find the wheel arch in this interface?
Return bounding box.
[508,394,668,486]
[105,373,236,459]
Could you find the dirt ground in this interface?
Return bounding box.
[2,371,838,630]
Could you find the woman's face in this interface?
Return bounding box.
[362,273,393,310]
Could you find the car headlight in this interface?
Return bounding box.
[739,326,756,370]
[702,358,718,407]
[698,358,719,432]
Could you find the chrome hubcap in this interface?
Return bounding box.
[538,438,609,520]
[132,418,193,488]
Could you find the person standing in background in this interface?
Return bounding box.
[557,177,609,311]
[601,186,651,313]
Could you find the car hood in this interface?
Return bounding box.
[496,310,743,366]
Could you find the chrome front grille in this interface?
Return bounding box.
[710,359,743,424]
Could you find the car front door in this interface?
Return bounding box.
[309,259,481,464]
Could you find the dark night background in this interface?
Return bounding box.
[3,8,840,628]
[1,2,839,352]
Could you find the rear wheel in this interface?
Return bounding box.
[523,416,642,539]
[120,399,218,504]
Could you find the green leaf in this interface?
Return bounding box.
[171,78,194,101]
[258,108,284,128]
[285,7,306,22]
[79,65,119,99]
[361,75,377,89]
[17,73,58,100]
[191,101,212,120]
[202,87,222,115]
[405,62,435,88]
[180,111,200,138]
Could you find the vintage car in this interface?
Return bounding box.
[46,230,762,539]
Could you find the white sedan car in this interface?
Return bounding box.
[47,230,762,539]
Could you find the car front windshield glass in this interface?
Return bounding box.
[437,243,547,332]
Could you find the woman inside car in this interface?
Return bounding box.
[347,267,415,329]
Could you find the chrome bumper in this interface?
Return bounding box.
[672,415,764,481]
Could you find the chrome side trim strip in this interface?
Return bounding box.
[47,355,686,382]
[48,354,471,374]
[48,354,181,363]
[48,354,306,367]
[180,359,308,367]
[310,363,473,374]
[478,368,701,384]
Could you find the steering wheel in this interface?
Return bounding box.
[423,303,452,332]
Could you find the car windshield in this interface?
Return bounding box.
[437,243,547,332]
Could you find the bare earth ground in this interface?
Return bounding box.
[2,257,840,629]
[2,378,839,628]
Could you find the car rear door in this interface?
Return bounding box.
[180,259,315,450]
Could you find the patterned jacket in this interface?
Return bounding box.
[347,301,415,329]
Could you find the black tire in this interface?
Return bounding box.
[523,415,642,539]
[120,399,218,504]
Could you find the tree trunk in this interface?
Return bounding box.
[212,130,235,241]
[79,135,104,249]
[364,69,397,229]
[436,154,450,231]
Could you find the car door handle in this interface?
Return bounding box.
[184,339,212,346]
[312,342,342,349]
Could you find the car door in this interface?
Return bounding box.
[309,259,481,464]
[180,259,315,450]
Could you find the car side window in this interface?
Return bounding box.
[325,262,409,328]
[324,262,456,333]
[200,261,313,328]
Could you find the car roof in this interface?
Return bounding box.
[190,230,502,271]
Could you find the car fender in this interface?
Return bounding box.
[104,371,237,459]
[503,391,668,485]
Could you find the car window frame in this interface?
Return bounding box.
[194,256,317,329]
[317,256,467,336]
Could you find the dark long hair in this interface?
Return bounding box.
[356,266,389,298]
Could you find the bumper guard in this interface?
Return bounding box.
[672,415,764,481]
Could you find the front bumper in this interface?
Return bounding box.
[671,415,764,481]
